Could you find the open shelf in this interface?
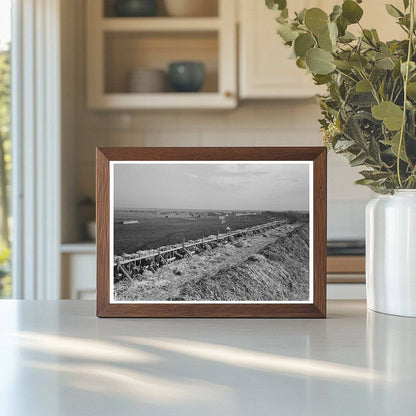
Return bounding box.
[101,17,221,32]
[90,92,235,109]
[86,0,237,109]
[103,0,219,18]
[61,242,96,254]
[104,31,219,94]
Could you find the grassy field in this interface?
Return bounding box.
[113,211,292,255]
[114,221,310,302]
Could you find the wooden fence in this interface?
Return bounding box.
[115,220,285,281]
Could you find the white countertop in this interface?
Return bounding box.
[0,300,415,415]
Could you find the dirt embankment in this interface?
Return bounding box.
[177,223,309,301]
[114,222,309,302]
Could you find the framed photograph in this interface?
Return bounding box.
[96,147,327,318]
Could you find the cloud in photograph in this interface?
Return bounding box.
[114,162,310,211]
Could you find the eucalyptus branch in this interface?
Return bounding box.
[397,0,415,188]
[393,86,404,104]
[398,24,410,35]
[358,69,381,104]
[390,79,398,101]
[334,68,358,83]
[358,22,378,49]
[267,0,416,193]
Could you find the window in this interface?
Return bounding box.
[0,0,11,298]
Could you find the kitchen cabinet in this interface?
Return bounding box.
[239,0,323,99]
[61,244,96,300]
[60,247,366,300]
[86,0,237,109]
[87,0,404,107]
[238,0,404,99]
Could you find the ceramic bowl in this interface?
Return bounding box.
[114,0,158,17]
[127,68,167,93]
[168,62,205,93]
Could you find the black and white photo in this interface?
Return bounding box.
[110,161,313,303]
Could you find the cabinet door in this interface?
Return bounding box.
[239,0,320,99]
[86,0,237,109]
[62,253,96,300]
[238,0,403,99]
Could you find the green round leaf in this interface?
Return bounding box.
[318,32,333,52]
[371,101,403,131]
[371,29,380,42]
[339,31,356,43]
[296,57,307,69]
[349,152,368,167]
[382,133,409,162]
[401,61,416,76]
[330,5,343,22]
[393,61,402,79]
[328,21,338,42]
[294,33,315,57]
[304,8,329,35]
[350,53,368,69]
[362,29,375,44]
[313,74,331,85]
[356,79,372,92]
[342,0,363,24]
[317,22,338,52]
[277,23,299,42]
[385,4,403,18]
[306,48,335,75]
[296,8,307,22]
[336,15,348,35]
[333,59,353,70]
[280,8,289,19]
[375,56,395,70]
[266,0,287,11]
[407,82,416,99]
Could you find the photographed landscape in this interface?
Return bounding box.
[114,209,309,301]
[112,162,311,302]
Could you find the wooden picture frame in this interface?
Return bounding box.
[96,147,327,318]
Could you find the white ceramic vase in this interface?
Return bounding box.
[366,190,416,317]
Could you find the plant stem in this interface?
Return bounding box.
[393,86,404,104]
[390,79,397,101]
[358,22,378,49]
[334,68,357,83]
[397,0,415,188]
[358,69,380,104]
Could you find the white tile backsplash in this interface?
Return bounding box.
[62,0,371,242]
[328,200,368,240]
[73,102,371,241]
[328,153,374,200]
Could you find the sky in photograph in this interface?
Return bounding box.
[114,163,310,211]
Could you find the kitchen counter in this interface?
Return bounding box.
[0,300,415,415]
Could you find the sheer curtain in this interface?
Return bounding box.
[12,0,61,299]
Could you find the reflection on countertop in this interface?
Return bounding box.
[0,300,415,415]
